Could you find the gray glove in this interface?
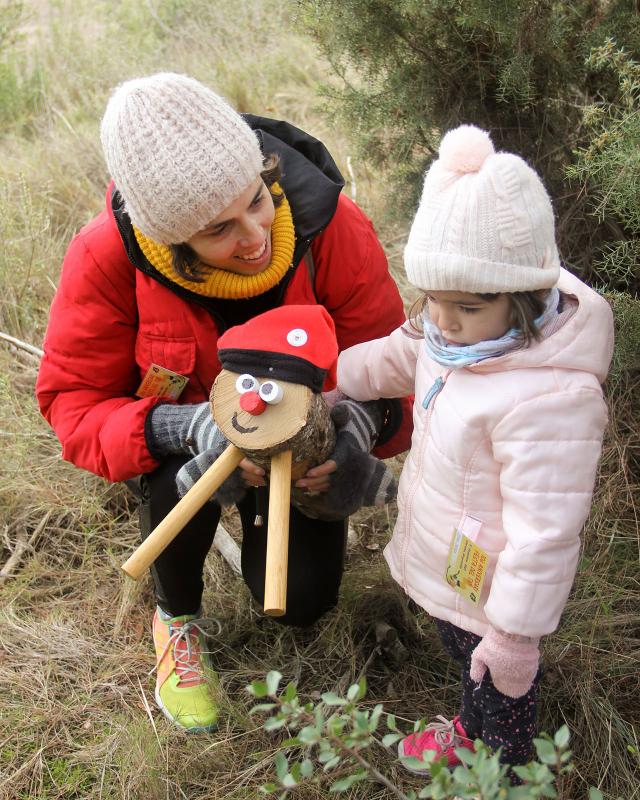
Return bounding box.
[296,399,397,521]
[147,403,246,505]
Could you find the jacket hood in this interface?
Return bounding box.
[471,268,614,383]
[243,114,344,242]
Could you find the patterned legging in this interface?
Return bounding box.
[435,619,540,770]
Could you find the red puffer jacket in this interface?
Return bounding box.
[37,120,413,482]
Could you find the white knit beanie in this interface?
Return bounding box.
[100,73,264,244]
[404,124,560,292]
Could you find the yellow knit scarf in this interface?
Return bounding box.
[133,184,296,300]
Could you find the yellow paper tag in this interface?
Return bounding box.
[444,528,488,606]
[135,363,188,400]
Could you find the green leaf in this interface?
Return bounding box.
[455,746,476,766]
[589,790,604,800]
[369,703,383,732]
[260,783,279,794]
[382,732,402,747]
[318,747,337,764]
[322,756,341,771]
[329,769,368,791]
[399,755,432,772]
[266,671,283,696]
[554,725,570,749]
[264,717,287,731]
[321,692,347,706]
[300,759,314,779]
[345,676,367,701]
[283,682,297,702]
[534,737,558,765]
[282,773,297,788]
[275,752,288,782]
[249,681,268,698]
[346,682,361,702]
[250,703,277,714]
[298,726,320,744]
[386,714,397,731]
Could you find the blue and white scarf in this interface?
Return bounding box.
[423,288,560,369]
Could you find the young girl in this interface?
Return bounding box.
[337,125,614,770]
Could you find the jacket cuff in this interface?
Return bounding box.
[144,399,175,461]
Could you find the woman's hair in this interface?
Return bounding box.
[405,290,548,346]
[169,153,284,282]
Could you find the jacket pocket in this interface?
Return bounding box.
[135,333,197,376]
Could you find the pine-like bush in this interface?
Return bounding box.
[299,0,640,288]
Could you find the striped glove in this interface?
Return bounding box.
[147,403,245,505]
[297,399,397,521]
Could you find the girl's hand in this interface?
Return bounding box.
[470,627,540,698]
[295,459,338,494]
[239,457,266,488]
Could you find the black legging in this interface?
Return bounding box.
[435,619,541,771]
[135,454,347,627]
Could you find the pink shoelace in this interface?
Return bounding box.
[154,617,221,688]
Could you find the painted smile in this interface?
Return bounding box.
[231,411,258,434]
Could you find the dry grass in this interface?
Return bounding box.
[0,1,638,798]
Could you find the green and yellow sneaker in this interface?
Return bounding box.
[152,608,220,732]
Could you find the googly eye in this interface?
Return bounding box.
[235,374,259,394]
[258,380,284,404]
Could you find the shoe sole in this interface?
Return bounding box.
[154,685,218,734]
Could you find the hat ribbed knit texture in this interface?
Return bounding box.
[100,73,264,244]
[404,124,560,293]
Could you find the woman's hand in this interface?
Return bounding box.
[241,457,339,493]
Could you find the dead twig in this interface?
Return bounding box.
[213,523,242,575]
[0,330,44,360]
[0,510,52,581]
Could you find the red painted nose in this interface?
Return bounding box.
[239,391,267,415]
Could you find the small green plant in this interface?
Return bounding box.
[248,672,584,799]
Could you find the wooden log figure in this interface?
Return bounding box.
[122,305,340,617]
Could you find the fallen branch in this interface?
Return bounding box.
[0,331,44,360]
[0,511,52,581]
[213,523,242,575]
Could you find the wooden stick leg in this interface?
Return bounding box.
[121,444,244,580]
[263,450,292,616]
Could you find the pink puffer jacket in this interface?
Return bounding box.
[338,269,613,638]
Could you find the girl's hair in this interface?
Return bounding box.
[169,153,284,282]
[406,290,548,346]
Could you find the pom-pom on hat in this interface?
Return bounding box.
[218,305,338,393]
[100,72,264,245]
[403,124,560,293]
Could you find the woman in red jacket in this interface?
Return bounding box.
[36,73,411,733]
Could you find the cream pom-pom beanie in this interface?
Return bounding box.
[403,124,560,293]
[100,72,264,244]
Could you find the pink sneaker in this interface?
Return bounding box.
[398,715,475,772]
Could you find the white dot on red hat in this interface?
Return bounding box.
[286,328,308,347]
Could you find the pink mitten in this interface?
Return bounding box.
[469,627,540,699]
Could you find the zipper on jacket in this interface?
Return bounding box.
[422,376,444,409]
[400,370,450,589]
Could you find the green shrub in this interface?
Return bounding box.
[298,0,640,288]
[567,39,640,294]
